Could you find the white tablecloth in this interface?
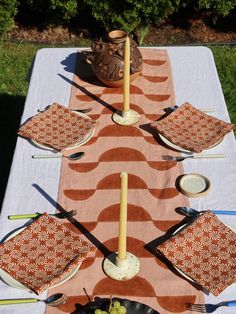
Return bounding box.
[0,47,236,313]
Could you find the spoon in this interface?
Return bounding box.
[0,293,67,306]
[32,152,85,160]
[177,207,236,217]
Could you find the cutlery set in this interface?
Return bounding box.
[8,207,236,222]
[33,152,226,161]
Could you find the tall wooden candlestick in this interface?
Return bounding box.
[112,35,140,125]
[103,171,140,280]
[123,37,130,113]
[118,172,128,260]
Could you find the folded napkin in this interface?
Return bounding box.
[151,102,234,152]
[18,103,97,151]
[0,213,95,294]
[157,211,236,296]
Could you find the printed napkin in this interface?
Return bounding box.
[151,102,234,152]
[18,103,97,151]
[0,213,96,294]
[157,211,236,296]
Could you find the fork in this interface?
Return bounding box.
[186,301,236,313]
[163,154,226,161]
[8,210,77,220]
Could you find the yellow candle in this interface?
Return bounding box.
[118,172,128,260]
[123,36,130,112]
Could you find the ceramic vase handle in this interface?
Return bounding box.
[85,53,93,65]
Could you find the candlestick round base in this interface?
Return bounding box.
[103,252,140,280]
[112,110,140,125]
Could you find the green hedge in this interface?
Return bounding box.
[83,0,181,33]
[0,0,18,35]
[19,0,80,25]
[199,0,236,16]
[0,0,236,37]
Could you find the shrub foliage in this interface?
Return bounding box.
[199,0,236,16]
[19,0,79,25]
[0,0,18,35]
[0,0,235,36]
[83,0,181,33]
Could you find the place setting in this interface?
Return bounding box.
[0,212,96,306]
[17,102,98,160]
[148,101,235,200]
[150,101,234,155]
[149,208,236,311]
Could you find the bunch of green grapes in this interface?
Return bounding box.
[94,300,126,314]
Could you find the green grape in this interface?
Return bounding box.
[94,309,102,314]
[117,305,126,314]
[109,310,117,314]
[113,301,121,309]
[101,311,108,314]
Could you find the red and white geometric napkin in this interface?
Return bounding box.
[0,213,96,294]
[158,211,236,296]
[18,103,97,151]
[151,102,234,152]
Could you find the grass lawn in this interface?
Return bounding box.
[0,41,235,208]
[210,46,236,124]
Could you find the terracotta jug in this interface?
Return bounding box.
[86,30,143,87]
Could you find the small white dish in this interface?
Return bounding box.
[179,173,211,198]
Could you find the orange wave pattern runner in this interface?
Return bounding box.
[46,49,205,313]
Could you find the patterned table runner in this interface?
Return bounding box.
[46,48,205,313]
